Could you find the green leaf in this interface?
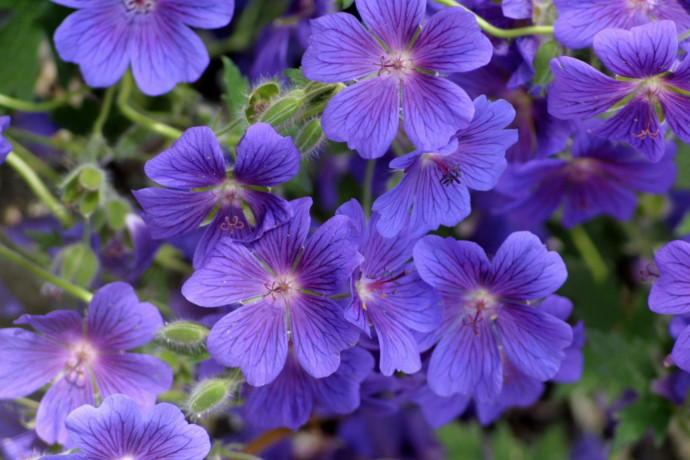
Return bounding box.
[221,56,249,116]
[337,0,355,9]
[612,394,673,452]
[283,67,308,87]
[80,190,101,216]
[532,39,560,89]
[0,2,49,98]
[60,243,99,288]
[78,166,103,191]
[437,422,483,459]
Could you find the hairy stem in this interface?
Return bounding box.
[117,75,183,140]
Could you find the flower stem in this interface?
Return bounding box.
[92,85,117,139]
[117,75,183,141]
[362,159,376,218]
[570,226,608,284]
[243,428,292,456]
[0,242,93,303]
[4,152,74,228]
[430,0,554,38]
[0,87,90,112]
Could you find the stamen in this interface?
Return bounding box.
[220,215,245,234]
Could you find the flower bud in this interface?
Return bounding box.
[186,376,242,418]
[260,97,302,126]
[157,321,209,356]
[295,119,324,155]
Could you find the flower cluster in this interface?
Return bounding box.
[3,0,690,457]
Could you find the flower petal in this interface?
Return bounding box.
[131,16,209,96]
[36,374,94,445]
[488,231,567,301]
[144,126,227,189]
[594,21,677,78]
[297,215,362,295]
[234,123,301,187]
[548,57,634,119]
[312,347,374,413]
[302,13,384,83]
[658,88,690,144]
[355,0,424,51]
[86,282,164,350]
[139,401,211,459]
[207,301,288,386]
[183,238,271,307]
[649,240,690,314]
[402,73,474,152]
[290,294,360,378]
[495,304,573,381]
[427,319,502,400]
[54,7,131,88]
[14,310,83,344]
[92,353,173,409]
[0,328,66,399]
[411,8,492,74]
[159,0,235,29]
[133,188,218,240]
[321,75,399,159]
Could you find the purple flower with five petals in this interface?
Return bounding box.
[413,232,572,401]
[0,282,172,445]
[182,197,362,386]
[0,116,10,164]
[336,199,442,376]
[133,124,301,268]
[243,347,373,430]
[301,0,493,158]
[41,394,210,460]
[51,0,235,96]
[496,121,677,228]
[554,0,690,49]
[372,96,517,238]
[548,21,690,162]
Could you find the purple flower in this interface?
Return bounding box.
[133,124,300,268]
[649,240,690,372]
[301,0,493,158]
[548,21,690,162]
[0,116,10,164]
[99,213,161,283]
[243,347,373,430]
[372,96,517,237]
[413,232,572,400]
[496,122,677,228]
[51,0,235,96]
[0,282,172,445]
[182,197,362,386]
[336,199,442,376]
[502,0,532,19]
[554,0,690,49]
[41,394,210,460]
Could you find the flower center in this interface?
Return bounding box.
[462,288,499,335]
[124,0,154,14]
[424,154,461,186]
[377,52,413,78]
[356,270,408,302]
[64,342,97,387]
[566,157,598,182]
[627,0,659,13]
[264,275,298,301]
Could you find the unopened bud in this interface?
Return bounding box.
[295,119,324,155]
[157,321,209,356]
[187,376,241,417]
[260,97,302,126]
[245,82,281,123]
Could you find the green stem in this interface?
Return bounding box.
[216,118,244,137]
[4,134,61,182]
[431,0,554,38]
[14,397,39,410]
[5,152,74,227]
[117,75,182,140]
[362,159,376,218]
[92,85,116,138]
[570,226,608,284]
[0,242,93,303]
[0,87,90,112]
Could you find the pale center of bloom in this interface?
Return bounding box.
[377,52,414,79]
[124,0,155,14]
[119,456,136,460]
[356,270,408,305]
[566,157,599,182]
[627,0,660,13]
[64,341,97,387]
[264,274,299,301]
[462,288,499,335]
